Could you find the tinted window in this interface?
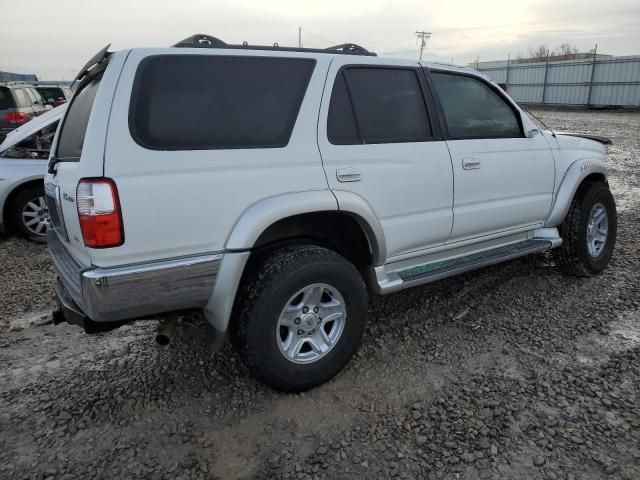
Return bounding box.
[327,73,359,145]
[0,87,15,109]
[130,55,315,150]
[13,89,29,108]
[432,73,521,138]
[56,77,101,160]
[341,68,431,144]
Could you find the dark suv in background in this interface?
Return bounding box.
[0,83,50,142]
[33,84,73,107]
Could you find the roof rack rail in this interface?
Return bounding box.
[172,34,376,56]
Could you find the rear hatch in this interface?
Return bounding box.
[44,46,128,267]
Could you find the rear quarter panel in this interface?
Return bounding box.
[96,48,332,267]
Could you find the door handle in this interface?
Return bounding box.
[336,167,361,182]
[462,157,481,170]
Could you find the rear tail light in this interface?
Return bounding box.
[4,111,26,124]
[76,178,124,248]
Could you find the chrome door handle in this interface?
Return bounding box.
[337,167,361,182]
[462,157,481,170]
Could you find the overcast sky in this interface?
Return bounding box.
[1,0,639,80]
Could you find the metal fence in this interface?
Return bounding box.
[473,55,640,107]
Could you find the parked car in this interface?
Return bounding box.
[47,35,616,392]
[33,84,74,107]
[0,104,66,242]
[0,82,50,143]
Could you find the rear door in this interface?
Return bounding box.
[427,69,555,242]
[318,58,454,260]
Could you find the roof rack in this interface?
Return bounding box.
[172,34,376,56]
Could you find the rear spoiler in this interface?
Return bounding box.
[555,133,612,145]
[71,44,111,89]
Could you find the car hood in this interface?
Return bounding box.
[0,104,67,151]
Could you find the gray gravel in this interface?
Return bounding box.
[1,108,639,480]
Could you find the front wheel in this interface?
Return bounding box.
[235,245,368,392]
[554,182,617,276]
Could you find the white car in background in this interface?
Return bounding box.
[0,105,66,242]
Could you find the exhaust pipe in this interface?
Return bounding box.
[156,315,178,345]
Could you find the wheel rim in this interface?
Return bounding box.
[587,202,608,257]
[276,283,346,364]
[21,196,51,236]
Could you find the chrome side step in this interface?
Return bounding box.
[373,236,557,294]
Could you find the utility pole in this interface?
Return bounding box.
[415,31,431,60]
[298,27,302,48]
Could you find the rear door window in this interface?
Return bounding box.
[431,72,522,139]
[0,87,15,109]
[13,89,30,108]
[129,55,315,150]
[328,67,432,144]
[55,77,101,160]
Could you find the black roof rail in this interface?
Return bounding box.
[172,34,376,56]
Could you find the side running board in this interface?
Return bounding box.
[378,238,554,293]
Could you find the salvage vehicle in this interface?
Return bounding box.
[0,82,50,143]
[46,35,616,391]
[0,105,66,242]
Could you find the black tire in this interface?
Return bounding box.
[10,185,50,243]
[553,182,616,276]
[234,245,368,392]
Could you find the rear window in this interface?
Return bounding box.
[56,77,101,160]
[130,55,315,150]
[0,87,15,109]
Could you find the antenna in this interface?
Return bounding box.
[415,31,431,60]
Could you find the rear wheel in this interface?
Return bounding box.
[553,182,616,276]
[234,245,368,392]
[11,185,51,243]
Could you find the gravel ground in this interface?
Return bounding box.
[1,108,639,480]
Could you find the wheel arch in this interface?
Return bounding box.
[206,190,386,334]
[544,158,608,227]
[1,176,45,232]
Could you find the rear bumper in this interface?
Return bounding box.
[48,230,223,325]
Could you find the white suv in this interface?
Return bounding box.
[46,35,616,391]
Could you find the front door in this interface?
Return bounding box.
[318,58,454,260]
[428,70,555,242]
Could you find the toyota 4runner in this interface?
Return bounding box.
[46,35,616,391]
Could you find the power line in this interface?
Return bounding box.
[415,31,432,60]
[300,28,336,46]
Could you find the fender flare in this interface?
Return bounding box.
[224,190,339,250]
[332,190,387,266]
[544,158,608,227]
[205,190,388,333]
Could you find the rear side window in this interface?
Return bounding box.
[56,77,101,160]
[431,72,521,139]
[130,55,315,150]
[0,87,15,109]
[13,89,29,108]
[328,67,432,145]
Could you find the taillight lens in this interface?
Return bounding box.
[76,178,124,248]
[4,111,26,124]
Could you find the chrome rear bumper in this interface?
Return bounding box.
[48,230,222,324]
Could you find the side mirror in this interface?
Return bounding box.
[526,128,540,138]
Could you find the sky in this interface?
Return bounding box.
[1,0,639,80]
